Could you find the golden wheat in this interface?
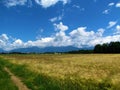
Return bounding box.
[1,54,120,85]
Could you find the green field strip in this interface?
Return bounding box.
[0,58,18,90]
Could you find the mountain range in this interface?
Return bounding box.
[0,46,82,53]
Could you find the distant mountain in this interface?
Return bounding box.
[9,46,80,53]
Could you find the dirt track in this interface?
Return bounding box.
[4,67,30,90]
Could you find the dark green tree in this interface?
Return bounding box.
[94,44,102,53]
[94,41,120,53]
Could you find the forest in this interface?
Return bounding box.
[68,41,120,54]
[94,42,120,53]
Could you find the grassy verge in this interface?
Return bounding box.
[0,56,120,90]
[0,58,18,90]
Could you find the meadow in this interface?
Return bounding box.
[0,58,18,90]
[0,54,120,90]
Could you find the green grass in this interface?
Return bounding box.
[0,58,18,90]
[0,54,120,90]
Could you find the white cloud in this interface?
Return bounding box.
[0,22,70,50]
[27,37,54,47]
[72,5,80,9]
[50,17,58,22]
[103,9,110,14]
[4,0,69,8]
[72,5,85,11]
[107,21,117,29]
[69,27,105,48]
[116,25,120,31]
[54,22,68,31]
[50,15,63,22]
[13,39,23,45]
[0,34,10,49]
[116,2,120,7]
[96,28,105,37]
[12,39,24,48]
[102,2,116,14]
[0,34,9,41]
[115,25,120,34]
[0,34,25,50]
[90,35,120,46]
[69,27,120,48]
[35,0,69,8]
[53,32,71,46]
[4,0,27,7]
[52,22,71,46]
[0,34,9,48]
[1,23,120,51]
[108,3,115,6]
[70,27,89,37]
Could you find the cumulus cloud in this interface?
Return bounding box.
[11,39,24,49]
[69,27,105,48]
[35,0,69,8]
[0,34,26,50]
[50,17,58,22]
[103,9,110,14]
[69,27,120,48]
[96,28,105,37]
[1,22,120,51]
[54,22,68,31]
[0,22,70,50]
[107,21,117,29]
[0,34,9,41]
[4,0,27,7]
[25,37,54,47]
[3,0,69,8]
[103,2,117,14]
[116,2,120,7]
[115,25,120,34]
[52,22,71,46]
[108,3,115,6]
[0,34,9,49]
[50,15,63,22]
[90,35,120,46]
[72,5,85,12]
[13,39,23,45]
[72,5,80,9]
[116,25,120,31]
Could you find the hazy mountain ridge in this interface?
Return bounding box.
[8,46,80,53]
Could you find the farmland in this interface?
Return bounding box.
[0,54,120,90]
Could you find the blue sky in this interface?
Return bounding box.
[0,0,120,50]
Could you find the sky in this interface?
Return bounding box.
[0,0,120,50]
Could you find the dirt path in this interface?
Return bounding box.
[4,67,30,90]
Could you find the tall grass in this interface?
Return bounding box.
[0,54,120,90]
[0,58,18,90]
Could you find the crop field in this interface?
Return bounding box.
[0,54,120,90]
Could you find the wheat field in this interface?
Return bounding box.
[1,54,120,90]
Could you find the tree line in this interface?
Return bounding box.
[67,41,120,54]
[94,42,120,53]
